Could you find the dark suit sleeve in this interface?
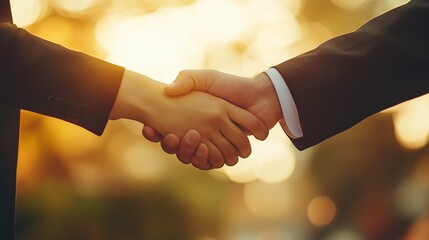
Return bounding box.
[275,0,429,150]
[0,23,124,135]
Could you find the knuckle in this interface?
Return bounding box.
[177,152,191,164]
[165,140,177,149]
[237,138,251,157]
[192,161,210,170]
[250,120,262,131]
[179,141,198,156]
[209,157,224,168]
[182,139,194,149]
[178,70,191,77]
[176,151,191,164]
[207,111,225,124]
[241,148,251,158]
[248,120,265,136]
[206,69,219,77]
[190,155,204,166]
[220,149,238,167]
[225,156,239,166]
[239,144,251,158]
[161,144,175,154]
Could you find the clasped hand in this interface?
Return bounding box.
[141,70,283,170]
[110,70,282,170]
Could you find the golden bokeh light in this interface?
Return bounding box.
[17,133,41,182]
[99,9,205,83]
[256,227,289,240]
[10,0,46,27]
[244,181,291,218]
[32,17,83,50]
[241,1,300,75]
[374,0,411,16]
[325,229,361,240]
[11,0,423,239]
[307,196,337,227]
[95,13,126,53]
[297,22,332,48]
[198,237,217,240]
[222,159,258,183]
[252,130,295,183]
[393,96,429,149]
[51,0,98,13]
[282,0,302,16]
[193,0,247,44]
[404,214,429,240]
[122,142,168,181]
[69,162,105,195]
[395,180,429,219]
[330,0,368,10]
[47,121,99,155]
[95,0,303,81]
[381,0,411,9]
[223,125,296,183]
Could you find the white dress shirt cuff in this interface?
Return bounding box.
[264,68,303,139]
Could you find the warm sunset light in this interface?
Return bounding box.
[122,142,168,181]
[244,181,291,218]
[10,0,46,27]
[393,96,429,149]
[223,125,296,183]
[307,196,337,227]
[330,0,367,10]
[98,8,205,83]
[94,0,303,82]
[9,0,428,239]
[52,0,98,13]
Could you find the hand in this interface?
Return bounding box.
[110,70,268,169]
[142,128,209,166]
[143,69,283,166]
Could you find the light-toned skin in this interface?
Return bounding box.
[109,70,268,169]
[143,69,283,169]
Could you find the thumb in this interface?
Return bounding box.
[165,70,197,96]
[142,125,163,142]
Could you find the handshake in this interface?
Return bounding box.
[109,69,284,170]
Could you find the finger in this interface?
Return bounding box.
[165,70,196,96]
[210,136,238,168]
[142,125,163,142]
[225,155,239,167]
[160,133,180,154]
[165,70,215,96]
[220,123,251,159]
[189,143,209,167]
[192,141,220,170]
[227,105,269,141]
[176,130,202,164]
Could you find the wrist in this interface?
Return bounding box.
[253,73,283,122]
[109,70,164,124]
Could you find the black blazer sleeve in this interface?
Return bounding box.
[0,23,124,135]
[275,0,429,150]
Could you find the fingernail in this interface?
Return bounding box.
[186,131,198,145]
[195,144,206,157]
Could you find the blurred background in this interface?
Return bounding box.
[10,0,429,239]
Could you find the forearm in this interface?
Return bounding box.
[110,70,166,127]
[275,0,429,150]
[0,23,124,135]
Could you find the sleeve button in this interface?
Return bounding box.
[65,101,78,117]
[77,104,90,116]
[52,98,65,113]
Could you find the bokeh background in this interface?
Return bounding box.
[10,0,429,239]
